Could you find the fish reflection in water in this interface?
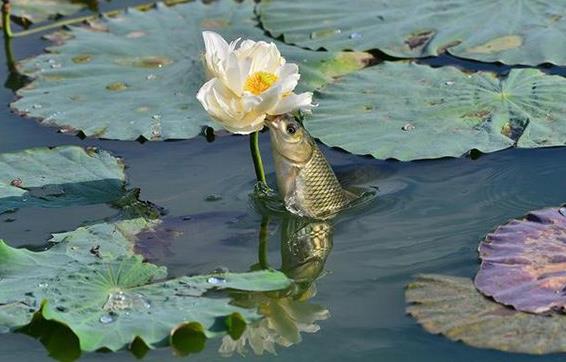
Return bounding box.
[219,216,333,356]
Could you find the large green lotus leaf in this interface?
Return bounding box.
[12,1,371,141]
[10,0,86,24]
[406,274,566,355]
[0,228,291,351]
[0,146,125,214]
[306,62,566,161]
[0,216,154,332]
[259,0,566,66]
[41,260,290,352]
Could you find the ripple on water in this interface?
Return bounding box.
[331,148,566,282]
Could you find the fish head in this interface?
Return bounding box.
[266,114,314,164]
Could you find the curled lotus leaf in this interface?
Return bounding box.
[475,207,566,314]
[306,62,566,161]
[259,0,566,66]
[10,0,86,24]
[12,1,371,141]
[0,146,126,214]
[407,274,566,355]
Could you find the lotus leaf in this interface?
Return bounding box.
[13,1,371,141]
[0,224,291,352]
[0,146,126,214]
[305,62,566,161]
[259,0,566,66]
[406,274,566,354]
[475,207,566,314]
[10,0,85,25]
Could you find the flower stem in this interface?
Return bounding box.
[2,0,12,39]
[249,130,267,185]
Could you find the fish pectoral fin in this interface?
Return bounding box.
[282,165,300,200]
[343,188,358,202]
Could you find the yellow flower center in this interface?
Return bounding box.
[244,71,278,95]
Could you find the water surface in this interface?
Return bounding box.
[1,1,566,361]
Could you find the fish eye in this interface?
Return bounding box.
[286,124,297,135]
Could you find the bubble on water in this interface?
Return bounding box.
[349,32,362,39]
[559,207,566,217]
[205,194,222,202]
[207,276,226,285]
[38,282,48,288]
[50,63,62,69]
[146,74,157,80]
[32,104,43,109]
[99,314,115,324]
[444,81,455,86]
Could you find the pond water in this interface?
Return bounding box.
[1,1,566,361]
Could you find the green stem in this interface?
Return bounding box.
[2,0,12,39]
[3,25,14,71]
[10,0,191,38]
[258,216,270,269]
[250,130,267,185]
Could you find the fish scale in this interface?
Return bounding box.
[295,145,353,219]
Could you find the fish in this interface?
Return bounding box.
[266,114,356,219]
[281,216,333,284]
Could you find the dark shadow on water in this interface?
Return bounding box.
[0,179,162,250]
[0,179,126,215]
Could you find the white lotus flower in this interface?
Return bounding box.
[196,31,314,134]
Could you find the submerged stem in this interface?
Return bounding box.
[258,216,270,269]
[2,0,12,39]
[250,130,267,185]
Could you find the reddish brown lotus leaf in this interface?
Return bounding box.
[475,207,566,314]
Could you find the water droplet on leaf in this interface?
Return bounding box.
[99,314,115,324]
[207,276,226,285]
[402,123,416,131]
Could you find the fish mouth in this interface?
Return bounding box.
[265,115,286,129]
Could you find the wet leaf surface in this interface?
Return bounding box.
[13,1,371,141]
[259,0,566,66]
[0,218,291,352]
[475,207,566,314]
[306,62,566,161]
[10,0,86,25]
[407,274,566,355]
